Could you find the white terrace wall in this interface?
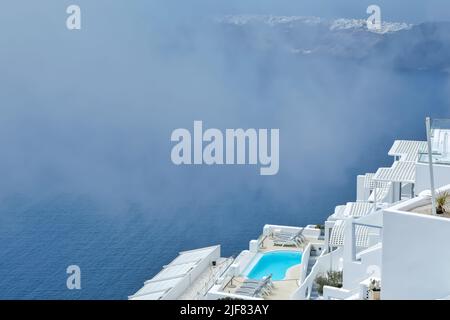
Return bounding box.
[341,213,383,291]
[291,247,343,300]
[342,243,382,291]
[263,225,321,240]
[298,243,312,284]
[415,162,450,194]
[382,210,450,299]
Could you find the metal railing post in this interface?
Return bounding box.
[426,117,437,215]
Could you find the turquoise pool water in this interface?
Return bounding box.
[246,251,302,281]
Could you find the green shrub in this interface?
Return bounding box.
[315,271,343,295]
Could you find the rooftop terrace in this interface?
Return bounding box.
[387,187,450,220]
[211,225,325,300]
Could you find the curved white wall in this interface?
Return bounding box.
[382,210,450,299]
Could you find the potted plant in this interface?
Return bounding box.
[315,224,325,237]
[436,191,449,215]
[315,271,343,295]
[368,279,381,300]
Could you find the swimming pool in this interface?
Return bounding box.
[245,251,302,281]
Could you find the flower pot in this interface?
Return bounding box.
[369,290,381,300]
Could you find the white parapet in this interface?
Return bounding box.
[415,161,450,194]
[228,263,240,277]
[263,224,321,240]
[249,240,259,253]
[382,186,450,299]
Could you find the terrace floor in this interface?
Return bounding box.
[222,276,300,300]
[409,203,450,218]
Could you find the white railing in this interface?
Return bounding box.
[195,257,234,299]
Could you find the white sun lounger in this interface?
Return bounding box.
[235,287,263,297]
[238,275,273,296]
[273,230,305,247]
[243,275,274,289]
